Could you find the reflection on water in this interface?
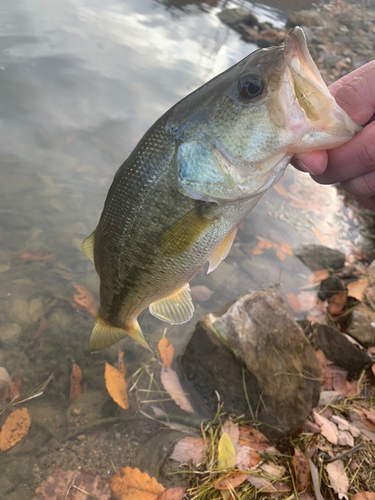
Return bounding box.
[0,0,359,496]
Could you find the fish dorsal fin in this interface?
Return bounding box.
[208,228,238,274]
[82,231,95,262]
[149,284,194,324]
[158,204,213,257]
[89,313,154,354]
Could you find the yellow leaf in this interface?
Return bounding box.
[347,278,369,302]
[217,432,236,470]
[0,408,31,451]
[109,466,165,500]
[158,337,174,368]
[105,363,129,410]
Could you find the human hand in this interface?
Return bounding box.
[292,60,375,209]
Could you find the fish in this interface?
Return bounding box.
[82,26,361,353]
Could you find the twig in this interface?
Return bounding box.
[324,443,364,463]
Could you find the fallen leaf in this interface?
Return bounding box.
[34,314,47,339]
[286,292,301,312]
[260,463,285,478]
[191,285,214,302]
[160,366,194,413]
[238,425,271,450]
[222,417,239,448]
[252,238,272,255]
[118,350,126,377]
[105,363,129,410]
[313,411,338,445]
[156,487,186,500]
[214,472,249,490]
[273,183,288,198]
[158,337,174,369]
[18,251,55,262]
[337,430,354,447]
[279,240,293,256]
[362,408,375,425]
[218,432,236,470]
[327,292,346,316]
[171,436,207,465]
[9,379,22,402]
[0,407,31,451]
[347,278,369,302]
[297,291,317,313]
[72,284,97,317]
[32,468,111,500]
[351,494,375,500]
[331,415,360,438]
[109,466,165,500]
[326,460,349,500]
[69,363,82,405]
[0,367,11,383]
[293,448,311,492]
[308,459,325,500]
[309,269,329,284]
[247,476,292,496]
[275,246,286,261]
[234,446,261,469]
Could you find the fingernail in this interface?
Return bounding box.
[295,160,315,175]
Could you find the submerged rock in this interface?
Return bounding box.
[314,324,372,372]
[217,8,258,28]
[346,303,375,348]
[181,289,321,439]
[286,10,331,28]
[295,244,345,271]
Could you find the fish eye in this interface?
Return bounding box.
[238,74,265,99]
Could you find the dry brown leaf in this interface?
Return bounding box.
[326,460,349,500]
[18,250,55,262]
[158,337,174,369]
[313,411,338,445]
[275,246,287,261]
[234,446,261,469]
[69,363,82,405]
[190,285,214,302]
[9,379,22,402]
[327,292,346,316]
[118,350,126,377]
[160,366,194,413]
[222,417,239,448]
[32,469,111,500]
[308,459,325,500]
[72,284,97,317]
[238,426,271,450]
[104,363,129,410]
[293,448,311,492]
[252,238,272,255]
[214,472,250,490]
[279,240,293,256]
[109,466,165,500]
[347,278,369,302]
[309,269,329,284]
[0,407,31,451]
[261,463,285,478]
[273,183,288,198]
[351,494,375,500]
[362,408,375,425]
[286,292,301,312]
[156,487,186,500]
[337,429,354,447]
[170,436,206,465]
[247,476,292,497]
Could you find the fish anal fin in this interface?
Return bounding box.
[158,204,213,257]
[89,313,154,353]
[82,231,95,263]
[149,283,194,324]
[208,228,238,274]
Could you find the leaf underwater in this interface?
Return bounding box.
[82,27,361,353]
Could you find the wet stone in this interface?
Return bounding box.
[217,8,259,28]
[314,324,372,372]
[318,276,345,301]
[295,244,345,271]
[346,303,375,348]
[181,289,321,439]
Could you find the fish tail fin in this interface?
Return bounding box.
[89,313,156,355]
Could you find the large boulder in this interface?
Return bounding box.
[181,289,321,439]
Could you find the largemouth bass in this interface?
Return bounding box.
[82,27,360,352]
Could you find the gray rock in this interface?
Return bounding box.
[346,303,375,348]
[295,244,345,271]
[181,289,321,439]
[217,8,258,28]
[314,324,372,372]
[287,10,328,28]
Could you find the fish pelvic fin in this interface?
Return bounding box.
[89,313,155,354]
[149,283,194,324]
[82,230,95,262]
[208,227,238,274]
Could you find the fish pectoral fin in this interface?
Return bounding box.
[149,284,194,324]
[208,227,238,274]
[82,230,95,262]
[158,204,213,257]
[89,313,154,354]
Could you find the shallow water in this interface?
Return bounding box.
[0,0,363,497]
